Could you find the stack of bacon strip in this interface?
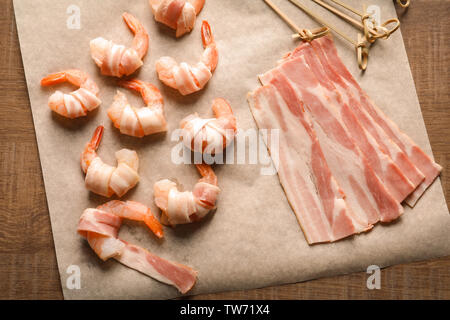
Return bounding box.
[247,35,441,244]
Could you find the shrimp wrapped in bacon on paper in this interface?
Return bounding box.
[180,98,237,154]
[154,164,220,226]
[40,69,101,119]
[77,200,197,294]
[81,125,139,198]
[149,0,205,37]
[108,79,167,138]
[90,13,149,77]
[156,20,218,95]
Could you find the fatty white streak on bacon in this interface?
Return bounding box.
[114,242,197,294]
[248,85,358,244]
[283,43,416,203]
[261,61,403,226]
[312,36,441,207]
[303,39,425,192]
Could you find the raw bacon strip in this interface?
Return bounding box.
[307,41,425,198]
[312,36,441,206]
[77,207,197,293]
[304,41,425,192]
[283,43,416,203]
[78,209,122,239]
[262,64,403,225]
[115,241,197,294]
[303,39,425,186]
[248,84,359,244]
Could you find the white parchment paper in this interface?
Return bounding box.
[13,0,449,299]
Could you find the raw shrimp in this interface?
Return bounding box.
[40,69,101,119]
[155,20,218,95]
[77,201,198,293]
[108,79,167,138]
[180,98,237,154]
[149,0,205,37]
[153,163,220,226]
[90,12,149,77]
[81,125,140,197]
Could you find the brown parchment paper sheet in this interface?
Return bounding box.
[13,0,450,299]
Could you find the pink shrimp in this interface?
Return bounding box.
[155,20,218,95]
[81,125,140,197]
[107,79,167,138]
[180,98,237,154]
[153,163,220,226]
[40,69,101,119]
[97,200,164,238]
[149,0,205,37]
[90,12,149,77]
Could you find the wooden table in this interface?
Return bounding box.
[0,0,448,300]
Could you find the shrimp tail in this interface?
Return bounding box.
[119,79,163,107]
[41,69,89,87]
[213,98,236,129]
[196,163,217,185]
[81,125,104,174]
[122,12,149,59]
[200,21,218,72]
[144,212,165,239]
[212,98,232,117]
[41,71,68,86]
[118,79,145,93]
[122,12,144,34]
[201,20,214,47]
[89,125,104,150]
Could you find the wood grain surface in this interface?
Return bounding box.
[0,0,448,300]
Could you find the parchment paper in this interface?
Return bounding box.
[13,0,450,299]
